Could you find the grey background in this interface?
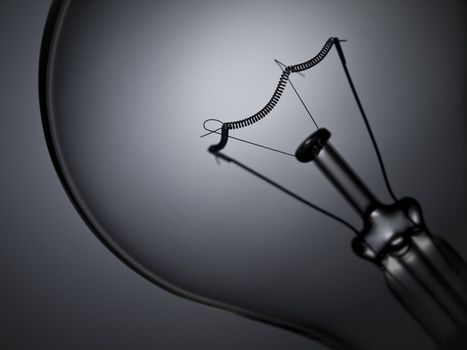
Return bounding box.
[0,1,316,349]
[1,1,467,350]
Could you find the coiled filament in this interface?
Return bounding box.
[209,37,338,153]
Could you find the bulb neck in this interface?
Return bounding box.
[296,128,379,216]
[295,128,424,261]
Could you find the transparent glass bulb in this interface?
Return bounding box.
[40,1,467,350]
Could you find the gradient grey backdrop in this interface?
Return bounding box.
[1,1,466,350]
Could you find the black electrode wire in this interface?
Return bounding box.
[202,40,397,204]
[335,44,398,202]
[274,59,319,130]
[214,151,360,235]
[202,120,359,234]
[201,38,396,233]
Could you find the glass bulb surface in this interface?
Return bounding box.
[40,1,467,349]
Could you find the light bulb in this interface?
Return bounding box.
[39,1,467,349]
